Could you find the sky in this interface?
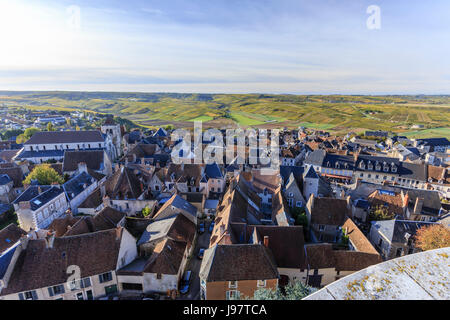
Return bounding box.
[0,0,449,94]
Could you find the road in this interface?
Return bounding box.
[179,219,212,300]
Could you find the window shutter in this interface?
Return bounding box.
[31,291,38,300]
[59,284,65,294]
[83,278,91,288]
[48,287,54,297]
[18,293,24,300]
[98,274,103,283]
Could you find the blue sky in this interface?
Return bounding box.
[0,0,449,94]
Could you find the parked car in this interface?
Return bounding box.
[198,222,205,234]
[208,221,215,233]
[197,248,205,260]
[179,270,192,294]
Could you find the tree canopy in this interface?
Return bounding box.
[235,280,316,300]
[414,224,450,251]
[46,122,55,131]
[368,205,395,221]
[16,127,40,144]
[23,164,64,185]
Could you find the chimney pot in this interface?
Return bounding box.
[263,236,269,248]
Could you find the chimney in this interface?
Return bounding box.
[115,226,122,240]
[37,186,42,194]
[414,197,424,215]
[19,234,29,249]
[19,201,31,210]
[45,231,56,249]
[103,195,110,207]
[402,192,410,208]
[78,162,88,174]
[263,236,269,248]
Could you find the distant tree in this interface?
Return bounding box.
[63,173,71,183]
[142,206,152,218]
[46,122,55,131]
[23,164,64,185]
[2,129,23,141]
[16,134,26,144]
[415,224,450,251]
[16,127,40,143]
[164,124,174,131]
[236,280,316,300]
[24,127,40,139]
[340,229,349,246]
[368,205,395,221]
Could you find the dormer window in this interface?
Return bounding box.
[391,163,397,173]
[367,161,373,170]
[335,162,340,169]
[375,162,381,171]
[326,161,331,167]
[359,161,365,170]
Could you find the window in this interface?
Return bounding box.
[99,272,113,283]
[318,225,325,231]
[296,201,302,207]
[289,192,294,198]
[48,284,65,296]
[122,283,143,291]
[76,292,84,300]
[22,290,38,300]
[396,248,403,257]
[229,281,237,288]
[287,198,293,207]
[104,285,118,295]
[378,238,383,247]
[257,280,266,288]
[86,290,93,300]
[226,290,240,300]
[156,273,162,279]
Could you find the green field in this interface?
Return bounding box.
[402,127,450,138]
[0,91,449,138]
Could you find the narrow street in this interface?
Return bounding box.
[179,219,212,300]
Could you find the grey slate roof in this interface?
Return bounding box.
[63,171,97,201]
[25,130,104,145]
[205,163,223,179]
[280,165,304,184]
[304,149,326,166]
[0,174,12,185]
[137,216,176,246]
[371,219,438,243]
[304,166,319,179]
